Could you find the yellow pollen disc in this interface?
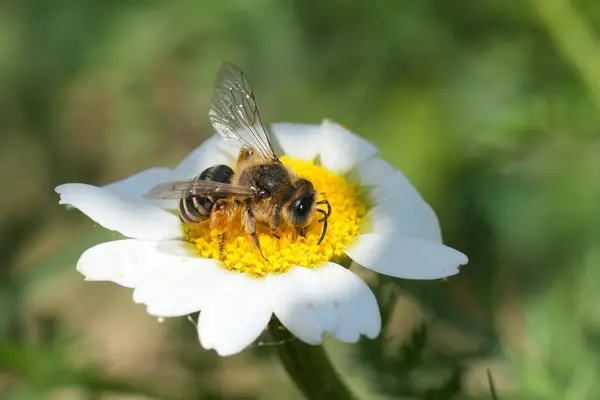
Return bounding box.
[184,156,365,277]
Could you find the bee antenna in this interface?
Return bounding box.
[315,199,331,244]
[316,199,331,217]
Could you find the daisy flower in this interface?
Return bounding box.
[55,119,467,356]
[56,62,467,357]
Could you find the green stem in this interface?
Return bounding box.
[268,320,356,400]
[530,0,600,114]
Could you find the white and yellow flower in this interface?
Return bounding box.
[55,120,468,356]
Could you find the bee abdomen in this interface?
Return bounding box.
[199,164,235,185]
[178,164,235,224]
[179,196,211,224]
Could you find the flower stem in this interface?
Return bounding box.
[530,0,600,114]
[268,319,356,400]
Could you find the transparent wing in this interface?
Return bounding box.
[144,179,260,199]
[208,62,278,162]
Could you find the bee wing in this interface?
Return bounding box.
[144,179,260,199]
[208,62,278,162]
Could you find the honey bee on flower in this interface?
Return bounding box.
[143,62,332,259]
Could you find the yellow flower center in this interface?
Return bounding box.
[183,156,365,276]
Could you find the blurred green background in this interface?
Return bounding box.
[2,0,600,398]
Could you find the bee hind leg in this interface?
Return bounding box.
[209,199,238,254]
[217,233,226,253]
[270,204,282,239]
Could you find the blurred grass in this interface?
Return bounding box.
[1,0,600,399]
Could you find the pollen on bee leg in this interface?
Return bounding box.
[217,231,226,253]
[186,156,366,277]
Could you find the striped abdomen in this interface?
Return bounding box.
[178,164,234,224]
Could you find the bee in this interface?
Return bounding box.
[144,62,331,255]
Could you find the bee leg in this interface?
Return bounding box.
[217,233,226,253]
[270,204,282,239]
[210,199,238,254]
[297,227,307,238]
[242,202,267,260]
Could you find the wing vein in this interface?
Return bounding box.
[144,180,259,199]
[208,62,278,162]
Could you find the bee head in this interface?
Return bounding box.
[285,179,316,227]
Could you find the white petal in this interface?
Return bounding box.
[356,157,397,187]
[346,234,468,280]
[319,120,378,174]
[102,167,178,209]
[309,263,381,342]
[133,258,229,317]
[363,198,442,244]
[416,201,442,243]
[172,135,239,179]
[77,239,195,288]
[358,157,443,243]
[271,123,322,161]
[56,183,182,240]
[198,272,272,356]
[367,170,422,206]
[266,266,339,344]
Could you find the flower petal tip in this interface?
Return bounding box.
[131,291,146,304]
[366,330,380,340]
[54,184,69,194]
[53,183,183,241]
[198,333,244,357]
[447,249,469,271]
[145,304,174,318]
[212,345,244,357]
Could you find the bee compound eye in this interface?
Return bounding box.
[289,195,314,226]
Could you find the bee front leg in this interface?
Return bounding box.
[210,199,238,253]
[241,201,266,259]
[270,204,281,239]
